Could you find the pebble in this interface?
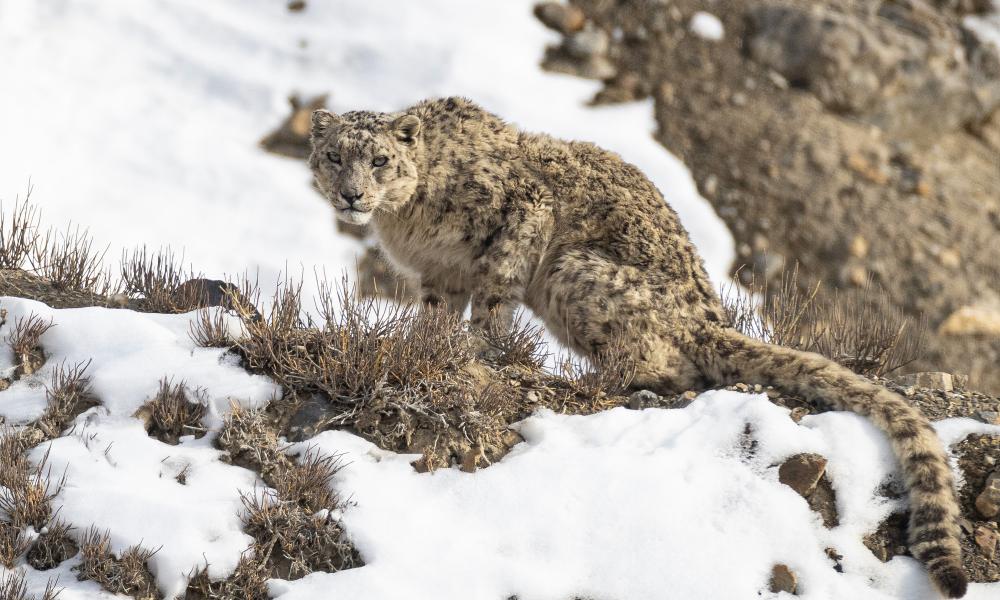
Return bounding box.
[975,470,1000,519]
[769,564,797,594]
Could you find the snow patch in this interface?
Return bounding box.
[690,11,725,42]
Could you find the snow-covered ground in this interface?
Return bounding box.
[1,298,999,599]
[0,0,733,306]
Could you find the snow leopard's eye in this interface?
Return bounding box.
[327,151,341,165]
[372,156,388,168]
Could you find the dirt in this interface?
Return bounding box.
[537,0,1000,394]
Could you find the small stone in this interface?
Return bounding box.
[533,2,587,35]
[938,302,1000,337]
[976,410,1000,425]
[974,525,998,559]
[703,174,718,198]
[0,378,10,392]
[287,0,306,11]
[733,382,750,392]
[565,27,609,59]
[682,390,698,401]
[105,293,130,308]
[731,92,747,106]
[846,265,867,287]
[629,389,659,409]
[938,248,961,268]
[767,70,789,89]
[525,390,541,403]
[892,372,953,391]
[769,564,797,594]
[753,384,763,393]
[789,407,809,423]
[779,453,828,498]
[849,235,869,258]
[975,471,1000,518]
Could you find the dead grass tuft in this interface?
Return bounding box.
[184,553,269,600]
[0,193,42,271]
[218,404,284,481]
[134,379,206,445]
[0,521,31,569]
[480,311,548,369]
[0,571,61,600]
[188,308,233,348]
[0,450,64,529]
[0,431,31,491]
[28,225,109,294]
[36,361,97,439]
[275,448,345,514]
[722,265,927,377]
[76,527,159,600]
[557,336,636,403]
[26,518,78,571]
[239,489,361,580]
[7,313,53,379]
[119,247,200,313]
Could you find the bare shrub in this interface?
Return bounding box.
[0,430,30,491]
[275,449,345,514]
[722,265,927,377]
[239,490,360,580]
[479,311,548,369]
[28,225,108,293]
[0,193,42,270]
[37,361,97,438]
[0,571,61,600]
[218,404,283,481]
[0,521,30,569]
[26,518,78,571]
[189,308,233,348]
[119,247,199,313]
[76,527,159,599]
[557,336,636,403]
[184,553,269,600]
[0,450,64,529]
[134,379,206,445]
[7,313,54,378]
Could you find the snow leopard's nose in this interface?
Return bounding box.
[340,190,364,206]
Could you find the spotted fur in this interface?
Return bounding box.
[309,97,967,598]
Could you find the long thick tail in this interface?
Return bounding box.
[692,326,967,598]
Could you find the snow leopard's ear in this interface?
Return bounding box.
[391,114,421,145]
[311,109,340,138]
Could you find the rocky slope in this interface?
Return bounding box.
[536,0,1000,393]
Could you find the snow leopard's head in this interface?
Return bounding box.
[308,108,421,226]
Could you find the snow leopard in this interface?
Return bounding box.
[308,96,968,598]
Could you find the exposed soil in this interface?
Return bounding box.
[538,0,1000,393]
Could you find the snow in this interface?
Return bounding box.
[273,393,1000,600]
[0,299,998,598]
[690,11,725,42]
[0,0,734,306]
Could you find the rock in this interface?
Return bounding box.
[747,3,999,140]
[975,470,1000,518]
[286,394,339,443]
[939,301,1000,336]
[769,564,797,595]
[533,2,586,35]
[0,378,9,392]
[259,93,328,159]
[779,453,828,498]
[976,410,1000,425]
[974,525,998,559]
[628,389,658,410]
[287,0,306,11]
[105,292,130,308]
[892,372,954,391]
[565,27,609,59]
[849,235,869,258]
[175,278,261,319]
